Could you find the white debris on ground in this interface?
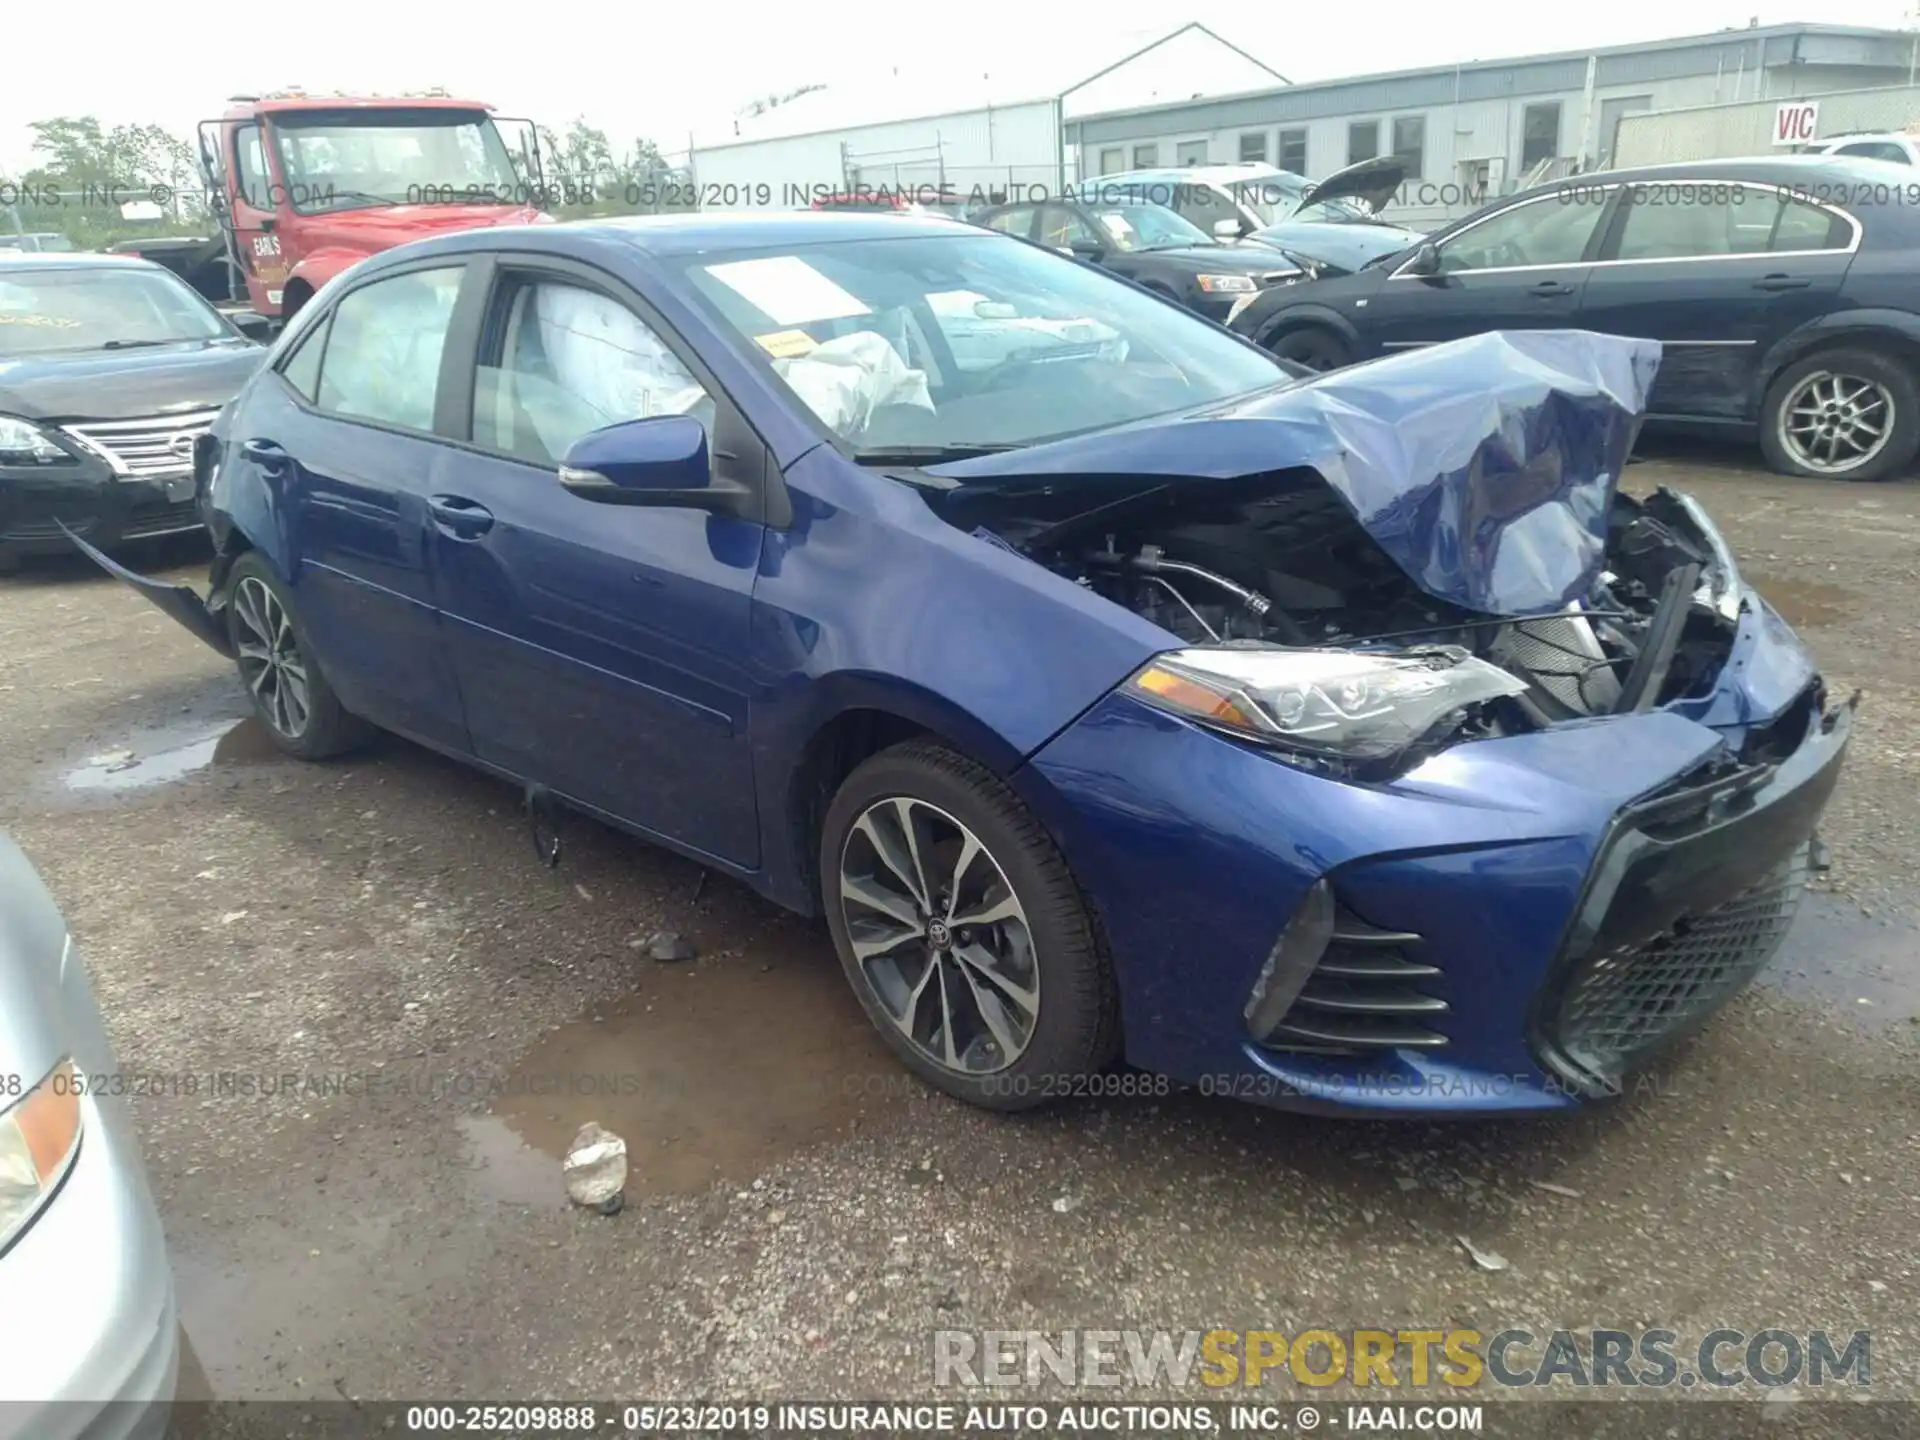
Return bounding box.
[563,1122,629,1209]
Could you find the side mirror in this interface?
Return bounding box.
[1403,240,1441,277]
[558,415,747,515]
[231,311,274,341]
[1213,218,1245,240]
[1068,237,1106,263]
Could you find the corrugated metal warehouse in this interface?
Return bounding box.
[1068,23,1920,227]
[687,23,1287,208]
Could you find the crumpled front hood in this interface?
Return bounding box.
[926,330,1661,616]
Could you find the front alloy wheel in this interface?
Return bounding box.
[821,740,1120,1110]
[233,574,310,740]
[839,796,1039,1075]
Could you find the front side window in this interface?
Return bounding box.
[0,266,231,357]
[279,314,329,402]
[1037,206,1098,250]
[1435,196,1605,273]
[234,123,272,210]
[674,233,1283,456]
[312,266,463,431]
[473,280,711,466]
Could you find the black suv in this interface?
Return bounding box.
[1226,155,1920,481]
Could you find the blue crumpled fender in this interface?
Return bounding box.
[928,329,1662,616]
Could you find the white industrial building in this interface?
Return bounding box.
[1066,23,1920,227]
[687,23,1286,208]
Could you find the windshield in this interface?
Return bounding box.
[0,266,229,356]
[1227,175,1311,226]
[1088,204,1213,252]
[674,233,1284,457]
[270,108,521,213]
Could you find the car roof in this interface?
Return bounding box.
[1516,153,1908,191]
[0,251,162,272]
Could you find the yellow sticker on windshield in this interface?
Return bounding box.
[755,329,819,359]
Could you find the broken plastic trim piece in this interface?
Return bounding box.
[56,521,235,657]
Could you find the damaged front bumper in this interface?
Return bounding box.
[1020,613,1851,1115]
[59,525,234,657]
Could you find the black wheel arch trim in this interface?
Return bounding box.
[1248,302,1365,354]
[1754,310,1920,412]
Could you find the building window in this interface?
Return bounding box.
[1132,143,1159,168]
[1238,131,1269,163]
[1176,139,1208,166]
[1391,115,1425,180]
[1099,147,1124,175]
[1278,128,1308,175]
[1521,102,1561,171]
[1348,120,1380,166]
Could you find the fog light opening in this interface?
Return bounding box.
[1245,878,1336,1043]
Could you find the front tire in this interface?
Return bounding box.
[225,552,369,759]
[821,740,1120,1111]
[1267,324,1353,372]
[1759,346,1920,482]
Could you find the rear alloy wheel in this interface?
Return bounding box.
[225,552,369,759]
[822,740,1119,1110]
[1760,347,1920,482]
[1269,325,1352,373]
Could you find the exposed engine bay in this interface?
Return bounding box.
[940,470,1744,754]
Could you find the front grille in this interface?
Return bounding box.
[1257,909,1447,1054]
[1548,842,1809,1088]
[62,409,220,480]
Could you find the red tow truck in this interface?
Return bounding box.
[194,90,549,323]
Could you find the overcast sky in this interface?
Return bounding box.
[4,0,1915,175]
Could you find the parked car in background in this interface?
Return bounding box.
[0,233,78,254]
[1228,155,1920,481]
[970,196,1302,320]
[0,253,269,571]
[809,191,972,220]
[1089,160,1424,279]
[1807,132,1920,165]
[0,833,179,1436]
[76,215,1844,1120]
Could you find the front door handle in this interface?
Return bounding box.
[239,438,289,475]
[1528,280,1577,297]
[427,494,494,539]
[1754,273,1811,292]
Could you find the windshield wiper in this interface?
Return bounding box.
[100,338,170,350]
[313,189,400,211]
[853,443,1022,466]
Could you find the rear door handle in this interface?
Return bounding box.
[1528,280,1578,297]
[239,438,289,474]
[427,494,494,539]
[1754,273,1811,291]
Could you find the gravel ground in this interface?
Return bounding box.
[1,447,1916,1430]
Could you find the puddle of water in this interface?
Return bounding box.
[62,717,276,794]
[458,1114,570,1210]
[491,936,911,1198]
[1760,894,1920,1026]
[1747,576,1857,629]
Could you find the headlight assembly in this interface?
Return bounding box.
[0,415,73,466]
[0,1057,83,1250]
[1126,645,1529,762]
[1195,273,1258,294]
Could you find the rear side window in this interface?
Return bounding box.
[313,266,463,432]
[1833,141,1910,164]
[1614,187,1847,260]
[1770,195,1849,252]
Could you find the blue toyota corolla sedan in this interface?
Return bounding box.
[74,212,1850,1116]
